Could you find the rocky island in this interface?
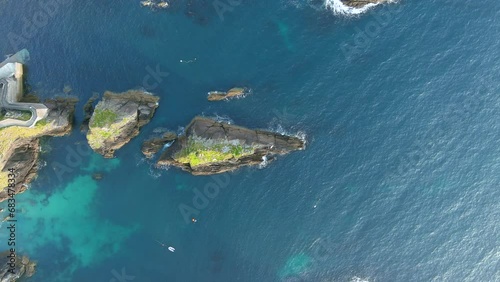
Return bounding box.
[143,117,305,175]
[342,0,391,8]
[207,87,248,101]
[86,90,159,158]
[0,251,36,282]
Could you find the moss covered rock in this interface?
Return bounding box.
[87,90,159,158]
[148,116,305,175]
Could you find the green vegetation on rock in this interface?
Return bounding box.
[0,110,32,121]
[0,120,56,187]
[87,116,133,149]
[90,109,118,127]
[35,119,48,127]
[174,135,255,167]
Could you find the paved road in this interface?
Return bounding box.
[0,77,48,128]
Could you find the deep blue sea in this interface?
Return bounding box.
[1,0,499,281]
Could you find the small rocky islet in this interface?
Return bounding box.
[85,90,159,158]
[207,87,248,101]
[142,116,306,175]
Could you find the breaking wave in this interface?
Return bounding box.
[350,276,370,282]
[268,123,307,146]
[258,155,270,169]
[289,0,396,16]
[324,0,385,16]
[325,0,378,15]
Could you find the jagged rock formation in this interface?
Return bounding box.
[0,251,36,282]
[0,98,76,203]
[86,90,159,158]
[144,117,305,175]
[141,131,177,159]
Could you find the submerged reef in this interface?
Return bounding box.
[143,116,305,175]
[86,90,159,158]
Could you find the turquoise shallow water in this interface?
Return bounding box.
[1,0,500,281]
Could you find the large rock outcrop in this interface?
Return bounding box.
[0,251,36,282]
[144,117,305,175]
[0,98,76,202]
[86,90,159,158]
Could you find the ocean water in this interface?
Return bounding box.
[0,0,499,281]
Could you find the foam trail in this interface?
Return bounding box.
[324,0,381,15]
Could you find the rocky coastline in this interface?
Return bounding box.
[0,251,36,282]
[142,117,306,175]
[86,90,159,158]
[0,97,76,203]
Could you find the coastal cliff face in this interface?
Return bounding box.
[341,0,390,8]
[86,90,159,158]
[0,251,36,282]
[148,117,305,175]
[0,98,76,203]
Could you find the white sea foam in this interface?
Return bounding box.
[162,141,174,150]
[212,114,234,125]
[268,123,307,147]
[148,164,163,179]
[176,126,185,136]
[324,0,380,16]
[258,155,270,169]
[350,276,370,282]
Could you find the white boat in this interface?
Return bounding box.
[168,246,175,252]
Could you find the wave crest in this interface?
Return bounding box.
[325,0,382,16]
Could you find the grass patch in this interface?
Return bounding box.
[87,116,133,149]
[0,110,32,121]
[174,135,255,167]
[0,120,56,187]
[19,111,32,121]
[90,109,117,127]
[35,119,48,127]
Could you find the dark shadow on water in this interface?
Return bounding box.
[139,24,157,39]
